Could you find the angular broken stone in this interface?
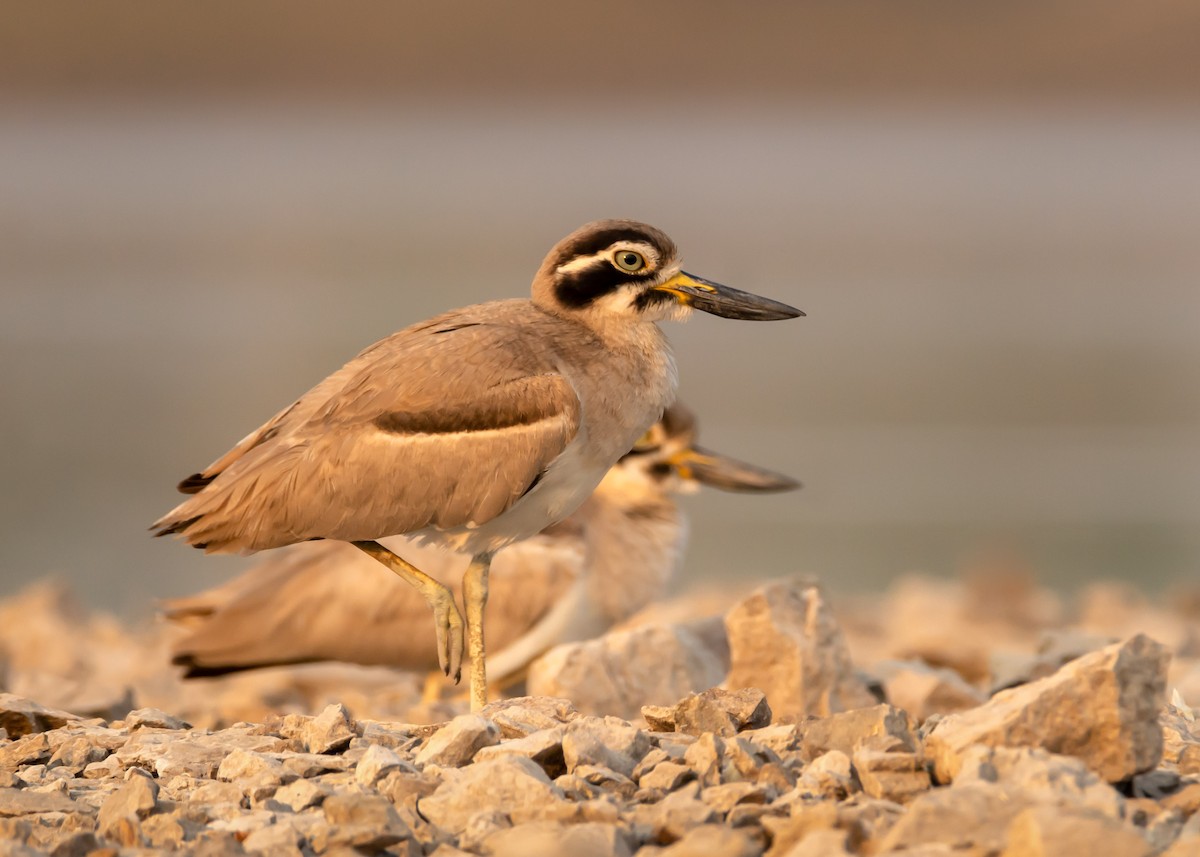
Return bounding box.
[123,708,192,731]
[277,704,356,755]
[665,688,773,738]
[852,748,931,803]
[47,736,109,773]
[870,659,987,721]
[319,792,411,852]
[0,733,51,769]
[954,745,1125,818]
[575,763,637,799]
[0,787,84,817]
[272,778,329,812]
[640,761,696,792]
[653,823,760,856]
[1002,804,1152,857]
[217,748,293,785]
[725,578,876,720]
[0,694,82,738]
[701,781,768,814]
[356,743,407,786]
[797,704,918,762]
[116,728,284,780]
[97,774,159,842]
[240,821,303,855]
[683,733,725,788]
[529,625,726,720]
[926,635,1169,783]
[473,726,565,776]
[629,781,717,843]
[1162,704,1200,773]
[480,820,632,857]
[415,714,500,768]
[480,697,580,739]
[562,717,651,780]
[796,749,855,799]
[418,756,566,832]
[877,781,1033,853]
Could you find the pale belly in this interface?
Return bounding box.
[408,440,610,556]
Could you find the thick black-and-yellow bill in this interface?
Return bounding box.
[653,272,803,321]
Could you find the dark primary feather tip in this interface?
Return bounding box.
[152,515,202,538]
[177,473,215,494]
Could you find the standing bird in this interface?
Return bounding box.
[151,220,802,710]
[162,403,799,686]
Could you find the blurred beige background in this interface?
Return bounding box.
[1,1,1198,614]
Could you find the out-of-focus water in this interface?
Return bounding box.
[2,102,1198,615]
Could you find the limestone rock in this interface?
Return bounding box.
[473,726,565,776]
[796,749,855,798]
[725,579,875,719]
[563,717,651,779]
[878,782,1033,853]
[217,748,293,785]
[319,792,411,852]
[652,823,761,856]
[871,659,987,721]
[116,728,284,780]
[0,694,82,738]
[416,714,500,768]
[47,736,109,773]
[630,782,717,843]
[299,703,356,755]
[0,733,51,769]
[480,697,580,738]
[926,635,1168,783]
[640,761,696,792]
[852,749,931,803]
[797,705,918,762]
[272,778,328,812]
[1001,804,1152,857]
[123,708,191,730]
[97,774,159,842]
[481,820,632,857]
[647,688,773,738]
[352,742,406,786]
[418,756,566,832]
[529,625,725,720]
[774,829,852,857]
[1162,704,1200,773]
[241,822,303,854]
[954,745,1125,818]
[0,787,84,816]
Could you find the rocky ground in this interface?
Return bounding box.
[2,570,1200,856]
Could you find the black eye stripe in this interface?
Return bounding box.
[555,260,658,309]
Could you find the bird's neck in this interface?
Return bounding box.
[573,471,687,624]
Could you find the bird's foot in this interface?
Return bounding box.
[429,588,466,683]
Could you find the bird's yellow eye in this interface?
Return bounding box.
[613,250,646,273]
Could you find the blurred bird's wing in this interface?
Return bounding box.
[152,302,583,553]
[166,533,584,677]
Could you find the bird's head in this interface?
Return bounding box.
[610,401,801,497]
[532,219,803,324]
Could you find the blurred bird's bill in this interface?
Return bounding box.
[670,446,800,493]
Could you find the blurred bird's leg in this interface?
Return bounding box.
[420,672,445,704]
[352,540,466,682]
[462,551,494,712]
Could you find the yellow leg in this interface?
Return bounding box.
[352,540,466,683]
[462,552,493,712]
